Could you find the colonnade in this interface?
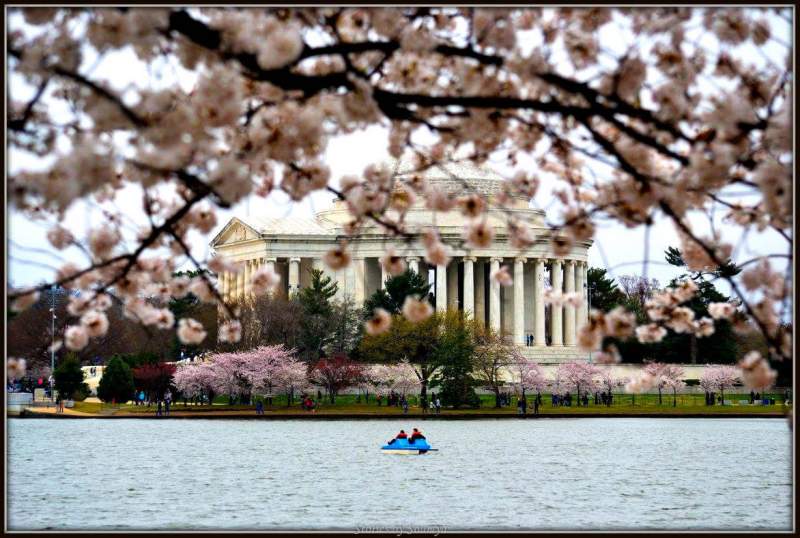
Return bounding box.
[219,255,589,348]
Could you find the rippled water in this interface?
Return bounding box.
[7,418,792,530]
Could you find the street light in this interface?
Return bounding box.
[50,284,56,401]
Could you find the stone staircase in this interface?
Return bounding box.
[518,345,590,364]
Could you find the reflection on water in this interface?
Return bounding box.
[7,418,791,530]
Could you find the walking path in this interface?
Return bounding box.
[18,407,787,419]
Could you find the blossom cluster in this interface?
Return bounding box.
[7,7,791,366]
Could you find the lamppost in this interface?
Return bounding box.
[49,284,56,401]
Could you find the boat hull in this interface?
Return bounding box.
[380,438,433,454]
[381,448,430,455]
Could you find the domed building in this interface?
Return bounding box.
[210,160,592,364]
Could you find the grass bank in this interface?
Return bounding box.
[16,392,788,419]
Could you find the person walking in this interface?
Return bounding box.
[255,400,264,415]
[164,390,172,416]
[402,397,409,415]
[517,397,524,415]
[521,396,527,415]
[156,399,163,417]
[533,397,539,415]
[435,397,441,415]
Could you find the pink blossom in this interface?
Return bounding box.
[402,296,433,323]
[88,227,121,259]
[177,318,207,345]
[218,320,242,343]
[46,226,74,250]
[464,219,494,249]
[708,302,736,320]
[11,290,39,312]
[636,323,668,343]
[492,265,513,286]
[64,325,89,351]
[251,265,281,295]
[323,242,351,271]
[7,357,27,379]
[738,351,776,390]
[80,310,109,338]
[379,248,406,277]
[365,308,392,335]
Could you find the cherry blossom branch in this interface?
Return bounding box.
[165,228,236,321]
[8,77,49,132]
[8,48,146,128]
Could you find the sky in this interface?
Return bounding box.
[6,8,792,298]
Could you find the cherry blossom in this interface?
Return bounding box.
[365,308,392,335]
[6,7,790,369]
[738,351,777,391]
[80,310,109,338]
[64,325,89,351]
[177,318,207,345]
[402,296,433,323]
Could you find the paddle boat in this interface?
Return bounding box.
[381,437,436,455]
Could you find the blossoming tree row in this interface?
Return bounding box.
[7,8,790,389]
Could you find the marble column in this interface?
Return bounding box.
[447,262,458,310]
[236,264,245,302]
[475,260,486,325]
[244,260,252,300]
[489,257,501,331]
[534,259,545,346]
[354,258,366,304]
[576,261,587,332]
[221,271,229,303]
[463,256,476,316]
[436,264,447,312]
[550,259,563,347]
[407,257,420,274]
[288,257,300,296]
[564,260,576,346]
[514,257,525,345]
[264,258,275,296]
[380,264,388,290]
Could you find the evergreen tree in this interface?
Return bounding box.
[615,248,740,364]
[53,353,89,400]
[662,246,739,364]
[97,357,136,404]
[297,269,338,361]
[327,297,363,357]
[587,267,625,312]
[363,269,431,318]
[429,312,480,409]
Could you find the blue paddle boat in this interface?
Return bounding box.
[381,438,435,455]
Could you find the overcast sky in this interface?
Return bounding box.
[6,8,792,297]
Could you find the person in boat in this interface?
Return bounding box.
[387,430,408,445]
[408,428,426,444]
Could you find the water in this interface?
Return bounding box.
[7,418,792,530]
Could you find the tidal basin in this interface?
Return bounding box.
[7,418,791,530]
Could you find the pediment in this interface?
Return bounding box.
[209,218,260,247]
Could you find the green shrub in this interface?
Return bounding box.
[53,353,90,401]
[97,357,135,404]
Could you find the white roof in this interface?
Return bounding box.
[240,215,335,235]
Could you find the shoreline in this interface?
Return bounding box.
[15,409,788,420]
